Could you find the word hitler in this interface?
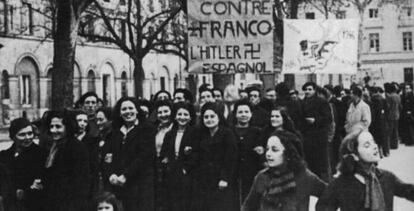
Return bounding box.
[190,43,263,60]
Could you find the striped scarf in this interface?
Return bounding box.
[263,164,296,204]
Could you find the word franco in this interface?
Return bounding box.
[187,0,274,74]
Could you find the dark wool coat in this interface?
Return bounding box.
[251,106,270,129]
[0,143,47,211]
[0,162,13,211]
[102,122,156,211]
[400,92,414,145]
[42,138,90,211]
[159,126,195,211]
[370,94,388,147]
[242,168,326,211]
[301,95,332,180]
[233,126,265,201]
[188,127,239,211]
[316,168,414,211]
[79,134,100,197]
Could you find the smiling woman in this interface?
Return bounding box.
[102,97,156,211]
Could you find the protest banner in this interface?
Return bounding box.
[283,19,359,74]
[187,0,274,74]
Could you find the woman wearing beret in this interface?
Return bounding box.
[0,117,47,211]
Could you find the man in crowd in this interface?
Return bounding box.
[344,86,371,134]
[301,82,332,182]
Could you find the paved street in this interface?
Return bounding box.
[1,141,413,210]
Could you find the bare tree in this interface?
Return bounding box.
[79,0,186,97]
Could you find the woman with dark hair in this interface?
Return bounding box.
[260,106,304,157]
[242,134,326,211]
[0,117,47,211]
[92,191,123,211]
[231,100,264,202]
[153,90,172,103]
[189,102,239,211]
[42,110,90,211]
[153,100,174,211]
[74,109,100,198]
[316,128,414,211]
[102,97,156,211]
[160,102,196,211]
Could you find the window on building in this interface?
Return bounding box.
[336,11,346,19]
[87,70,96,92]
[284,74,295,89]
[102,74,110,107]
[404,68,413,83]
[121,71,127,97]
[202,76,207,84]
[21,3,33,35]
[8,5,13,31]
[1,70,9,99]
[0,1,6,33]
[369,8,378,18]
[369,33,380,52]
[329,74,333,85]
[21,75,31,105]
[160,77,166,90]
[403,32,413,51]
[401,7,412,18]
[103,0,110,2]
[305,12,315,19]
[307,74,316,82]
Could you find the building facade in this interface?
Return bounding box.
[287,0,414,91]
[0,0,187,127]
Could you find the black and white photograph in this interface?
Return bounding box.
[0,0,414,210]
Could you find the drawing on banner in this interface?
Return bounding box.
[187,0,274,74]
[283,19,359,74]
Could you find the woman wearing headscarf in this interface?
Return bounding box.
[0,118,47,211]
[316,128,414,211]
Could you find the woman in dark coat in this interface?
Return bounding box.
[102,97,156,211]
[42,110,90,211]
[188,102,239,211]
[231,100,264,201]
[316,129,414,211]
[153,100,174,211]
[160,102,196,211]
[0,118,47,211]
[242,134,326,211]
[74,110,100,197]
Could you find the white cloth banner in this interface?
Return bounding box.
[283,19,359,74]
[187,0,274,74]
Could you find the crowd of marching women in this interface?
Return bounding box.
[1,81,414,211]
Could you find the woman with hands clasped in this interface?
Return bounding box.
[242,134,326,211]
[188,102,239,211]
[102,97,156,211]
[231,99,265,202]
[316,128,414,211]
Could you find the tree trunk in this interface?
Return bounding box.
[133,59,145,97]
[51,1,80,110]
